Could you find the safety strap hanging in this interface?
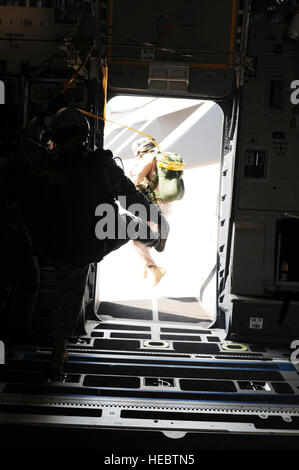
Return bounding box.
[77,108,186,172]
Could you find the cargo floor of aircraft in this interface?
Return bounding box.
[1,303,299,445]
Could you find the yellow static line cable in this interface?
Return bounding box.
[101,64,108,123]
[77,107,186,172]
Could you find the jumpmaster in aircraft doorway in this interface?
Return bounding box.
[95,95,224,326]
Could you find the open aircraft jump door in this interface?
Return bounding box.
[93,0,249,320]
[97,0,299,346]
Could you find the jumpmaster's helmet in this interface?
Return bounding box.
[52,106,90,144]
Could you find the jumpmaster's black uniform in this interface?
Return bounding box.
[8,137,165,339]
[34,144,162,264]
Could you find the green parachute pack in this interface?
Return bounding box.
[155,152,185,202]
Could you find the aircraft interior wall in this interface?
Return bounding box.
[221,2,299,344]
